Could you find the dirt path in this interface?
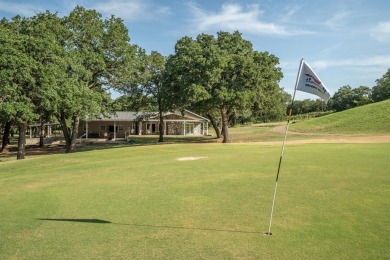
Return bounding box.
[267,125,390,144]
[256,135,390,145]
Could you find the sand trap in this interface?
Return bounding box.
[177,156,208,161]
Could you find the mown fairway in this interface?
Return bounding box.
[1,142,389,259]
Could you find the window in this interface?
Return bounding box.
[146,123,157,134]
[185,123,194,135]
[131,123,136,134]
[108,125,121,132]
[100,125,106,131]
[118,125,124,131]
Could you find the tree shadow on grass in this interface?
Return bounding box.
[1,136,219,160]
[36,218,261,234]
[80,136,218,149]
[36,218,112,224]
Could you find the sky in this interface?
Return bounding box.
[1,0,389,100]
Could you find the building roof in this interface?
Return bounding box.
[92,110,209,122]
[96,112,152,121]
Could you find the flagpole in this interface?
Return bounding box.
[265,58,303,235]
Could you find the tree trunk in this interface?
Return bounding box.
[206,114,221,138]
[17,122,27,160]
[220,108,230,143]
[39,120,45,148]
[58,112,70,153]
[1,121,12,152]
[229,112,236,127]
[158,109,164,143]
[69,115,80,153]
[58,112,80,153]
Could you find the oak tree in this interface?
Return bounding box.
[165,31,283,142]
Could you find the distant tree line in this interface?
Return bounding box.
[291,69,390,115]
[0,6,287,159]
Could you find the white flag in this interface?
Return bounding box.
[296,60,331,102]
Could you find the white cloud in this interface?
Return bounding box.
[370,22,390,42]
[312,55,390,69]
[156,6,171,16]
[280,4,302,23]
[324,11,352,29]
[320,44,342,56]
[0,1,42,17]
[187,3,309,36]
[90,0,170,20]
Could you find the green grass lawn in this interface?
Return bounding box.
[1,142,389,259]
[290,99,390,134]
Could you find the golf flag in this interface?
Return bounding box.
[296,60,331,102]
[266,59,332,236]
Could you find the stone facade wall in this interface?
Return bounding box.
[165,122,203,135]
[193,122,202,135]
[166,122,183,135]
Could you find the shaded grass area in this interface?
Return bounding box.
[0,135,218,162]
[0,143,389,259]
[126,135,218,145]
[290,99,390,134]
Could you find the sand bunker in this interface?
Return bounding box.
[177,156,208,161]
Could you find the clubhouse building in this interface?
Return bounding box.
[78,110,210,140]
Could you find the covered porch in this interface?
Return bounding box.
[78,110,210,141]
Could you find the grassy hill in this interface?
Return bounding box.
[290,99,390,134]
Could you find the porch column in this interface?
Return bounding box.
[183,121,186,136]
[114,121,116,140]
[202,122,204,135]
[86,120,89,140]
[164,121,167,135]
[206,122,209,135]
[139,121,142,135]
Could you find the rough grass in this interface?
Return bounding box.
[0,143,389,259]
[290,99,390,134]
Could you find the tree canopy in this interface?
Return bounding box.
[0,7,137,158]
[165,31,283,142]
[119,50,169,142]
[372,69,390,102]
[331,85,372,112]
[0,15,58,158]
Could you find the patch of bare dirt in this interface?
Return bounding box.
[272,125,390,144]
[177,156,208,161]
[257,135,390,145]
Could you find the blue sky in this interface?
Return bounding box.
[1,0,389,100]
